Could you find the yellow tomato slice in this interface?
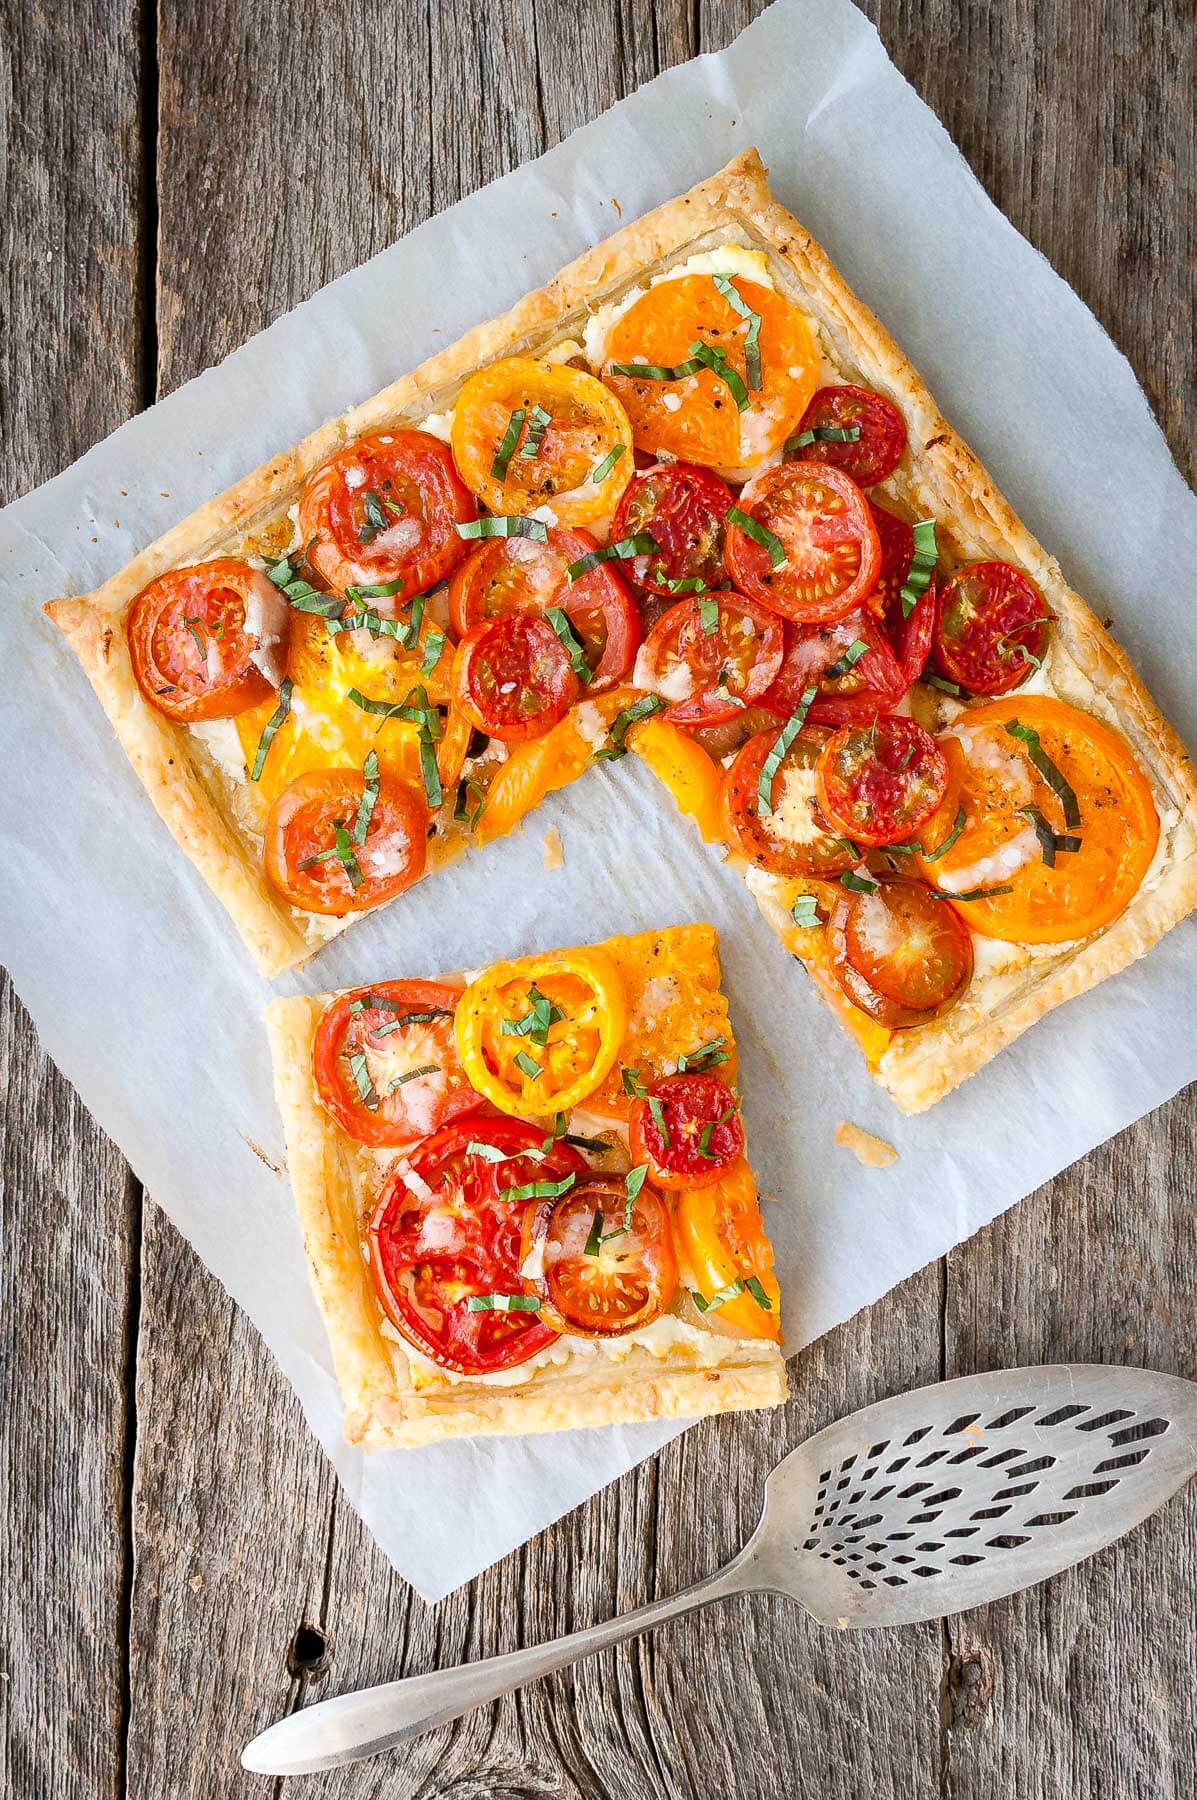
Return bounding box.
[451,358,633,527]
[455,949,627,1116]
[602,271,819,472]
[918,695,1159,944]
[752,872,894,1068]
[628,714,725,842]
[473,687,637,845]
[674,1158,781,1341]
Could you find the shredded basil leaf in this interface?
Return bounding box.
[791,894,823,929]
[348,1051,378,1110]
[677,1037,729,1073]
[727,505,787,570]
[467,1293,541,1313]
[1019,805,1082,868]
[596,693,665,761]
[712,275,762,390]
[744,1276,773,1310]
[249,676,292,781]
[353,749,380,844]
[455,515,548,543]
[610,354,705,382]
[583,1209,605,1258]
[784,423,863,455]
[590,443,626,484]
[501,985,564,1048]
[566,534,659,584]
[453,775,487,830]
[757,689,818,815]
[647,1093,671,1148]
[385,1064,440,1092]
[825,638,870,680]
[899,519,938,620]
[658,575,712,595]
[491,408,526,481]
[623,1163,648,1230]
[266,554,344,618]
[695,1107,735,1160]
[513,1050,543,1082]
[621,1067,648,1100]
[544,607,592,685]
[920,805,967,863]
[519,403,552,460]
[563,1131,611,1154]
[840,869,879,894]
[686,340,749,411]
[1004,720,1081,829]
[357,489,392,543]
[925,673,963,696]
[699,596,720,636]
[933,882,1015,902]
[997,631,1043,670]
[496,1173,577,1205]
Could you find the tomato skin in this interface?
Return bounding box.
[370,1118,584,1374]
[455,948,628,1118]
[628,1073,745,1190]
[263,768,427,915]
[521,1174,677,1337]
[722,726,854,880]
[828,877,973,1027]
[636,590,784,728]
[611,462,734,597]
[447,526,640,693]
[453,613,580,743]
[791,385,908,487]
[760,612,907,726]
[298,430,476,598]
[673,1159,781,1340]
[725,462,881,625]
[816,715,949,849]
[127,559,282,721]
[312,979,483,1149]
[933,562,1051,696]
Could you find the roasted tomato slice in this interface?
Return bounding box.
[127,559,286,721]
[867,502,937,684]
[725,463,881,625]
[828,876,973,1027]
[722,724,854,879]
[760,612,907,726]
[674,1159,781,1340]
[628,1073,745,1191]
[521,1173,676,1337]
[455,947,627,1117]
[600,268,820,471]
[933,562,1052,696]
[918,696,1159,943]
[369,1118,584,1374]
[610,461,734,597]
[298,430,476,599]
[635,590,784,727]
[451,358,633,527]
[263,767,427,914]
[312,979,483,1149]
[447,526,639,693]
[816,715,949,848]
[789,385,908,488]
[453,613,580,743]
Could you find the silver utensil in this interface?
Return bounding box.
[243,1364,1197,1776]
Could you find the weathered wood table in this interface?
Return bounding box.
[3,2,1195,1794]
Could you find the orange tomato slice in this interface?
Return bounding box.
[473,686,637,845]
[451,358,632,527]
[602,272,819,471]
[627,714,725,842]
[674,1158,781,1341]
[455,949,627,1116]
[919,695,1159,943]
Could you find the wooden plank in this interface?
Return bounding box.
[0,1,144,1795]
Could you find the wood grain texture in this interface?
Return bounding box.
[2,0,1195,1796]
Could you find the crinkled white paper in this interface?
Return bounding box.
[2,0,1195,1601]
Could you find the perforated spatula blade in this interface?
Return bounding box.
[243,1365,1197,1776]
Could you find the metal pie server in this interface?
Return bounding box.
[242,1364,1197,1776]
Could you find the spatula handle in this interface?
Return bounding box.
[242,1551,757,1776]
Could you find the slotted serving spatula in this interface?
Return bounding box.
[243,1364,1197,1776]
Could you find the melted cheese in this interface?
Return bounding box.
[763,764,824,849]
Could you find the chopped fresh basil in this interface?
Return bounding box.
[647,1093,670,1148]
[744,1276,773,1310]
[583,1209,605,1258]
[184,619,207,660]
[1004,719,1081,828]
[566,533,659,584]
[622,1163,648,1230]
[333,825,363,889]
[385,1064,440,1091]
[265,554,344,618]
[358,488,392,543]
[501,984,564,1048]
[932,882,1015,902]
[658,575,712,595]
[353,749,380,844]
[609,354,705,382]
[699,596,720,636]
[899,519,938,620]
[677,1037,729,1073]
[790,894,823,929]
[840,869,879,894]
[622,1067,648,1099]
[783,423,863,455]
[692,1273,772,1314]
[519,403,552,460]
[596,693,665,761]
[825,638,870,680]
[712,275,762,390]
[455,515,548,543]
[249,676,293,781]
[491,408,526,482]
[453,775,488,830]
[590,443,626,484]
[997,631,1043,670]
[544,607,592,684]
[920,805,967,863]
[925,673,963,697]
[513,1050,543,1082]
[727,505,787,570]
[757,689,818,815]
[466,1293,541,1313]
[345,578,406,604]
[696,1108,735,1159]
[686,340,749,411]
[420,626,445,678]
[348,1051,378,1110]
[496,1173,577,1205]
[1019,805,1082,868]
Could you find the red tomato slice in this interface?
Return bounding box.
[760,612,907,726]
[816,716,949,848]
[722,726,854,880]
[312,979,483,1149]
[264,768,427,914]
[636,590,784,728]
[611,462,734,597]
[933,562,1052,696]
[453,613,580,742]
[127,559,285,722]
[828,876,973,1027]
[298,430,476,600]
[790,385,908,488]
[446,525,639,693]
[725,463,881,625]
[867,501,937,684]
[370,1118,584,1373]
[521,1173,676,1336]
[628,1073,745,1190]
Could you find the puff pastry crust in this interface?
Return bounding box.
[47,151,1197,1110]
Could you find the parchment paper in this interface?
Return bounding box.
[2,0,1195,1602]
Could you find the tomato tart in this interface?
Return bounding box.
[48,151,1197,1109]
[265,925,785,1447]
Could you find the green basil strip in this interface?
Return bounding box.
[455,515,548,543]
[583,1209,605,1258]
[899,519,938,620]
[184,619,207,660]
[353,749,380,844]
[744,1275,774,1310]
[623,1163,649,1231]
[385,1064,440,1091]
[699,596,720,636]
[346,578,406,603]
[691,1277,746,1314]
[920,805,967,863]
[791,894,823,929]
[659,576,712,595]
[647,1093,670,1148]
[454,775,487,829]
[686,340,749,411]
[1019,805,1082,868]
[359,489,391,542]
[347,688,412,721]
[491,407,526,481]
[727,505,787,570]
[566,533,659,584]
[590,443,626,484]
[1004,720,1082,828]
[757,688,817,815]
[348,1051,378,1110]
[597,693,665,761]
[544,607,592,684]
[519,403,552,460]
[496,1174,577,1205]
[712,275,762,390]
[825,638,870,680]
[933,882,1015,902]
[677,1037,729,1073]
[622,1067,647,1099]
[266,555,344,618]
[840,869,879,894]
[420,627,446,678]
[783,423,862,456]
[250,676,293,781]
[513,1050,543,1082]
[500,985,564,1048]
[609,355,704,382]
[418,732,442,810]
[925,673,963,697]
[997,631,1043,670]
[333,825,363,889]
[466,1293,541,1313]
